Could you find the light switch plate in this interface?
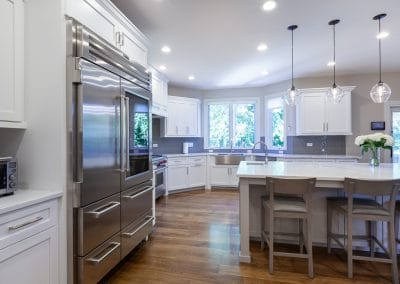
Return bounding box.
[188,142,194,147]
[306,142,313,147]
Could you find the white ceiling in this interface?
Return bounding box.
[111,0,400,90]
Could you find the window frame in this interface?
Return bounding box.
[204,97,261,149]
[265,94,288,151]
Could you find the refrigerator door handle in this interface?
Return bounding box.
[120,95,126,173]
[75,85,84,183]
[124,96,130,174]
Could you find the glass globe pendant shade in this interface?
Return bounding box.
[370,82,391,103]
[327,84,344,104]
[283,86,298,106]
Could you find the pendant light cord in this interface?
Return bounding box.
[291,28,294,89]
[333,24,336,87]
[378,18,382,83]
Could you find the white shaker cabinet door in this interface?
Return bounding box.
[119,30,147,67]
[0,227,58,284]
[0,0,24,123]
[188,164,206,187]
[325,91,352,134]
[296,92,325,135]
[167,166,188,191]
[210,166,231,186]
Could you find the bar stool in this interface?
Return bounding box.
[326,178,400,283]
[260,177,316,278]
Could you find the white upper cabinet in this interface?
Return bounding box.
[65,0,148,66]
[162,96,201,137]
[296,87,354,136]
[151,69,168,117]
[0,0,25,128]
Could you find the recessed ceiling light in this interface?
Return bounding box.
[161,45,171,53]
[262,0,277,11]
[327,61,336,67]
[261,70,269,76]
[188,75,195,81]
[257,43,268,51]
[159,65,167,71]
[376,31,389,39]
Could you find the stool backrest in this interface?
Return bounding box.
[267,177,316,195]
[344,178,400,216]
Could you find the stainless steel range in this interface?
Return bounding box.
[152,155,167,199]
[67,19,154,284]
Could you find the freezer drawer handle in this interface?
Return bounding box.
[8,216,44,231]
[85,242,120,266]
[122,216,154,238]
[86,201,120,218]
[122,186,153,200]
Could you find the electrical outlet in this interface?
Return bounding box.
[188,142,194,147]
[306,142,313,147]
[153,144,158,148]
[208,149,213,153]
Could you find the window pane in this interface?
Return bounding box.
[233,104,255,148]
[208,104,230,148]
[271,107,285,148]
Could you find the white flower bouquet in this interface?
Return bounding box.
[354,133,394,166]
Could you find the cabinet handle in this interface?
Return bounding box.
[122,216,154,238]
[176,126,178,134]
[86,202,120,219]
[8,216,44,231]
[186,126,189,134]
[326,122,328,132]
[187,167,189,175]
[86,242,120,265]
[122,186,153,199]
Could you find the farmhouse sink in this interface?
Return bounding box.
[215,154,266,165]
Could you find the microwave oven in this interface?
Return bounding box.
[0,157,17,196]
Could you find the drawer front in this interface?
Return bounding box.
[167,157,188,166]
[188,156,206,165]
[77,193,120,256]
[0,199,57,250]
[121,214,153,259]
[121,182,153,229]
[77,233,120,284]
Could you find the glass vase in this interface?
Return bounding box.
[369,148,381,167]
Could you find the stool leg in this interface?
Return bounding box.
[389,220,399,284]
[347,215,353,278]
[269,208,274,274]
[327,203,332,254]
[306,216,314,278]
[370,221,376,257]
[395,212,399,244]
[299,219,304,254]
[261,199,265,250]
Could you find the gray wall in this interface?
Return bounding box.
[158,72,400,157]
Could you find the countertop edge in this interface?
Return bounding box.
[163,152,361,159]
[0,189,63,215]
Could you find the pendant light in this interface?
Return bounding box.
[283,25,298,106]
[327,19,344,104]
[370,13,391,103]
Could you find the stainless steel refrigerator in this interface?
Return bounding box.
[67,19,154,284]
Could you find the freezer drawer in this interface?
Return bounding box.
[121,181,153,229]
[77,233,121,284]
[77,193,121,256]
[121,213,154,259]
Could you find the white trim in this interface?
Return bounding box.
[203,97,261,149]
[264,93,288,151]
[384,100,400,162]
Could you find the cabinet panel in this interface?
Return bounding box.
[120,31,147,66]
[210,166,231,186]
[230,166,239,186]
[325,92,352,134]
[297,92,325,134]
[0,227,58,284]
[167,166,188,191]
[0,0,24,123]
[188,164,206,187]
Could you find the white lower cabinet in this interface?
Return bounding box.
[0,227,58,284]
[167,157,206,193]
[0,199,59,284]
[210,165,239,187]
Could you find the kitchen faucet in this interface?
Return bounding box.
[252,141,269,163]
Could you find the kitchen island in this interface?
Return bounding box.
[236,161,400,263]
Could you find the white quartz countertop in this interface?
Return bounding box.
[236,161,400,181]
[0,189,63,215]
[163,152,360,159]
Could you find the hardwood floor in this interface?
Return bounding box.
[106,189,397,284]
